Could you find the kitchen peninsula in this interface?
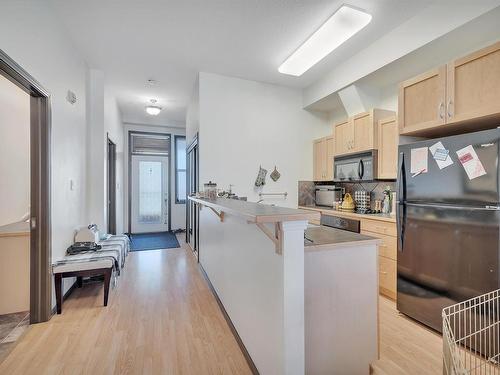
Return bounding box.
[190,196,380,374]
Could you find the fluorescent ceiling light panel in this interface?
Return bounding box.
[278,5,372,76]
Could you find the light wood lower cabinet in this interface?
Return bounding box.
[378,256,397,300]
[361,218,397,300]
[362,219,397,237]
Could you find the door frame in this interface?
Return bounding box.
[128,130,172,234]
[0,49,52,323]
[107,134,117,235]
[186,133,199,258]
[130,154,169,233]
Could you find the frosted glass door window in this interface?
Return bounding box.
[131,155,169,233]
[139,161,162,223]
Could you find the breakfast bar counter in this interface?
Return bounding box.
[191,196,379,374]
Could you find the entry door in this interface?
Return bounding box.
[131,155,169,233]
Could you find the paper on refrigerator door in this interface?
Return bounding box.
[410,147,428,175]
[456,145,486,180]
[429,141,453,169]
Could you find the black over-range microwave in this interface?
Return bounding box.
[333,150,377,182]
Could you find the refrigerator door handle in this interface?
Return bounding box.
[397,203,405,252]
[397,152,405,203]
[407,202,500,211]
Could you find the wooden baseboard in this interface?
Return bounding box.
[198,264,259,375]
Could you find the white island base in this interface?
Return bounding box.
[191,197,379,375]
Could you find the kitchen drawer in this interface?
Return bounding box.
[362,219,396,237]
[379,256,397,300]
[309,218,321,226]
[361,231,397,261]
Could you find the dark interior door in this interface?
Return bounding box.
[107,137,116,235]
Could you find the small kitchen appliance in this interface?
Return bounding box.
[334,150,377,182]
[315,185,344,207]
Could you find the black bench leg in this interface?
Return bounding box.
[103,268,111,307]
[76,276,83,288]
[55,273,63,314]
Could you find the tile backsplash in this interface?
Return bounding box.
[298,180,396,208]
[298,181,316,206]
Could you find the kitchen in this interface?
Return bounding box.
[186,7,500,375]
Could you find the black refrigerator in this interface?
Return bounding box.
[397,128,500,332]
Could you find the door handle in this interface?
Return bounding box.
[30,217,36,230]
[438,102,444,119]
[447,99,453,118]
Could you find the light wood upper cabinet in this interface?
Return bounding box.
[352,112,374,152]
[399,41,500,136]
[447,41,500,124]
[313,136,333,181]
[325,135,335,181]
[378,116,399,179]
[333,109,395,156]
[334,120,352,155]
[399,66,446,135]
[313,138,325,181]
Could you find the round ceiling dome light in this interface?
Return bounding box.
[145,99,162,116]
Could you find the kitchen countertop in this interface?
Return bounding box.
[305,225,380,251]
[299,205,396,223]
[189,197,320,223]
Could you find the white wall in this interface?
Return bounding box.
[186,76,200,144]
[104,91,125,234]
[198,72,330,207]
[0,0,88,300]
[123,123,186,232]
[0,75,30,227]
[86,69,125,235]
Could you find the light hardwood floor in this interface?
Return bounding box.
[0,235,443,375]
[0,236,252,375]
[373,296,443,375]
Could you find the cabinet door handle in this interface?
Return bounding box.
[447,99,453,118]
[438,102,444,119]
[380,271,388,275]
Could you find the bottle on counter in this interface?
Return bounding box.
[203,181,217,200]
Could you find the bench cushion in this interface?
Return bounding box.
[53,258,113,273]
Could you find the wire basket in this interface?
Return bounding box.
[443,289,500,375]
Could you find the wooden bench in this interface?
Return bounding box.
[53,258,114,314]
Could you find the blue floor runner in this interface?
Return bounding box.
[130,231,180,251]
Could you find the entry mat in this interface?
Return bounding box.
[130,231,180,251]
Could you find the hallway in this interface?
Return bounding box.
[0,236,251,375]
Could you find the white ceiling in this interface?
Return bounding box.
[48,0,435,126]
